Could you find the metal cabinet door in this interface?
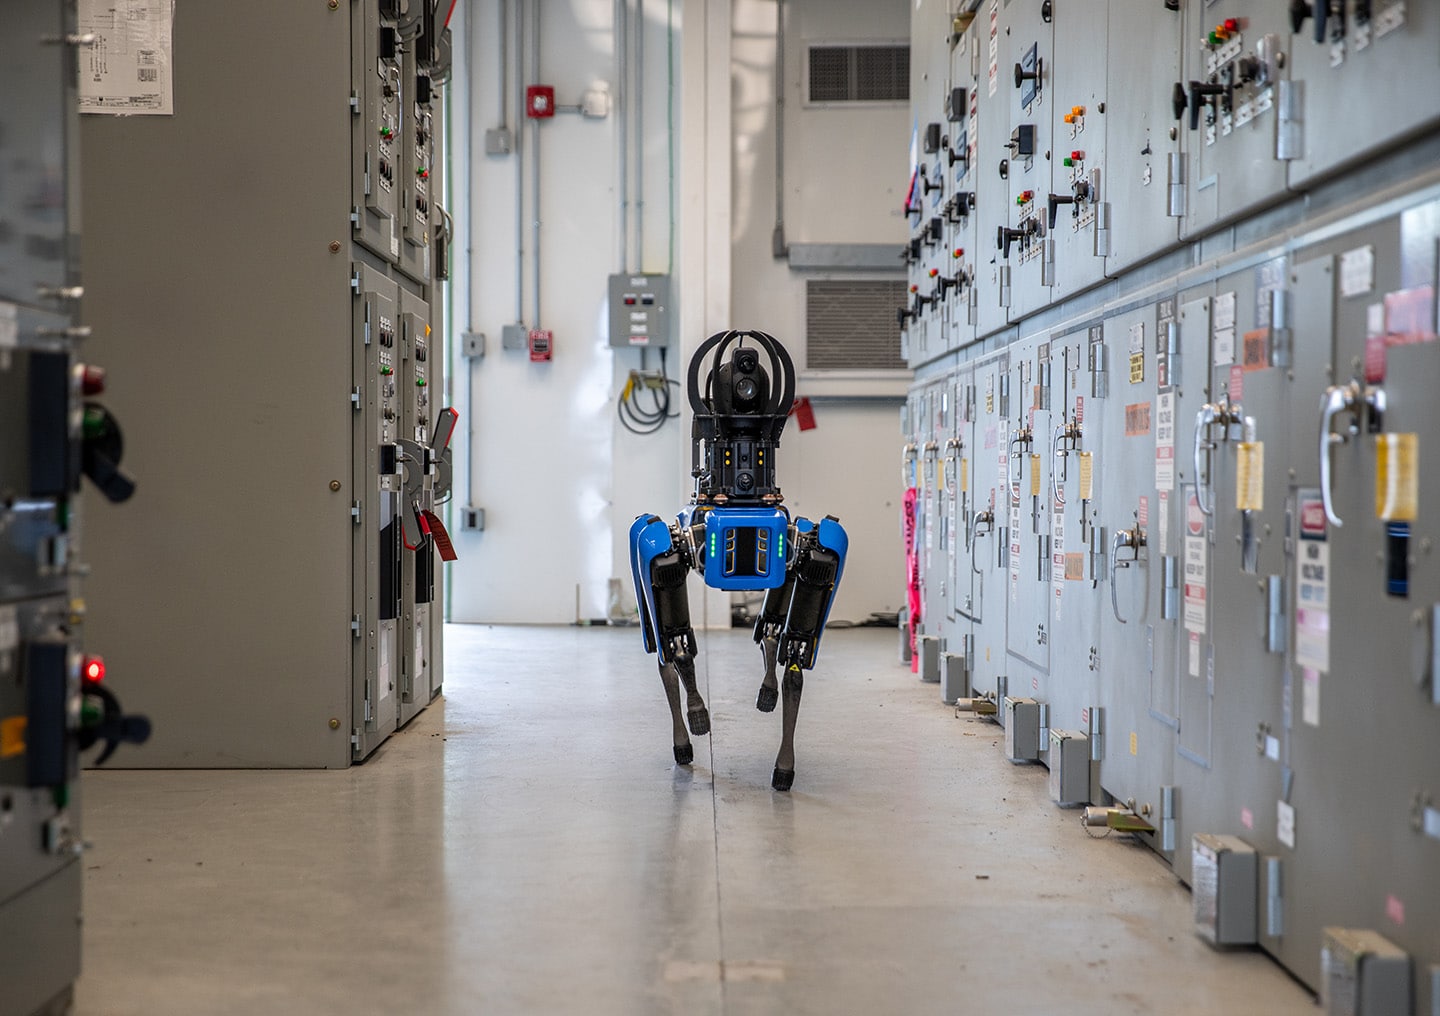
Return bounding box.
[1043,1,1109,302]
[1096,304,1177,819]
[1045,324,1104,754]
[1005,338,1052,696]
[1286,3,1440,190]
[968,351,1012,700]
[0,3,79,309]
[1103,1,1183,277]
[1178,4,1295,239]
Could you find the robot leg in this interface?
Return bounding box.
[770,516,848,791]
[629,515,712,763]
[752,580,790,713]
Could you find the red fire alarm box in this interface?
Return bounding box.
[528,329,553,362]
[525,85,556,118]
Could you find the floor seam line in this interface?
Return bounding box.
[703,646,728,1011]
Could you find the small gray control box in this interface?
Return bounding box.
[608,273,672,348]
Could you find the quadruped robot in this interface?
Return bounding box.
[628,330,848,791]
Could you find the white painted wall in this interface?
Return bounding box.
[447,0,908,626]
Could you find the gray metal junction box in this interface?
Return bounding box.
[1193,834,1258,946]
[608,273,671,348]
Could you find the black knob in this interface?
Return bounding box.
[1171,81,1188,121]
[936,274,959,297]
[999,158,1009,180]
[903,201,920,218]
[897,307,914,327]
[923,176,943,195]
[1014,60,1042,89]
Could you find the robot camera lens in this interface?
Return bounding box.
[736,471,755,491]
[736,351,759,372]
[735,377,758,401]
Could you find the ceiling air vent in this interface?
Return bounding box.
[806,44,909,104]
[805,280,908,371]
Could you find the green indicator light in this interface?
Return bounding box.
[1208,30,1220,45]
[380,366,393,375]
[82,407,106,439]
[416,378,427,387]
[1063,157,1074,167]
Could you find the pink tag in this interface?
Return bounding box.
[1241,807,1254,830]
[1386,894,1405,926]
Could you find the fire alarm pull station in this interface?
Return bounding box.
[529,329,553,362]
[526,85,556,118]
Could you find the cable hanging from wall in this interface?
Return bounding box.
[617,347,680,435]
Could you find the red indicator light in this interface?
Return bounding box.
[1071,150,1084,161]
[1224,18,1239,32]
[909,284,919,294]
[80,365,107,396]
[84,656,105,684]
[952,247,964,258]
[929,268,939,278]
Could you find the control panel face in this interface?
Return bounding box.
[608,273,672,348]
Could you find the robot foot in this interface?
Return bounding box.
[687,707,711,737]
[756,685,778,713]
[771,767,795,792]
[674,743,695,765]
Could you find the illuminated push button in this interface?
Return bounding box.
[82,406,106,438]
[380,365,393,376]
[84,656,105,684]
[1224,18,1239,31]
[909,284,919,294]
[80,365,107,395]
[929,268,939,278]
[417,167,429,179]
[416,378,427,387]
[952,247,965,258]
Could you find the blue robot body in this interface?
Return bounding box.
[701,506,790,591]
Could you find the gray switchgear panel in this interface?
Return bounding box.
[608,273,672,348]
[907,0,1440,1000]
[80,0,451,767]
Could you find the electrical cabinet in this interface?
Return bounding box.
[608,273,672,348]
[79,0,452,767]
[906,2,1440,1000]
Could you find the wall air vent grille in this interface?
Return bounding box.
[807,44,909,104]
[805,280,907,370]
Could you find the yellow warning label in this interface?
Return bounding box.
[961,458,969,493]
[1030,455,1042,497]
[986,390,994,414]
[1129,351,1145,384]
[1236,441,1264,512]
[939,460,947,490]
[1376,433,1419,521]
[1078,452,1094,501]
[1,716,26,759]
[1129,731,1138,756]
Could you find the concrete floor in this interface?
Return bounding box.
[74,625,1315,1015]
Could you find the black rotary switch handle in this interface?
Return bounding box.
[1187,81,1230,131]
[1172,81,1188,122]
[1047,193,1076,230]
[1014,59,1043,90]
[997,226,1025,259]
